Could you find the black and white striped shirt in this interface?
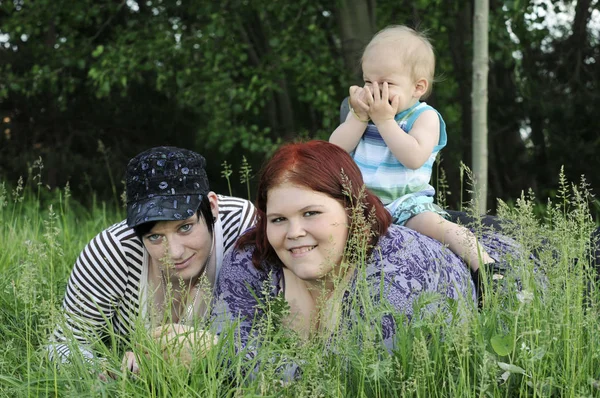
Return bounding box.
[50,195,255,362]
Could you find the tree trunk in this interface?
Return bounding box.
[237,11,296,141]
[566,0,592,84]
[445,2,472,210]
[337,0,376,84]
[471,0,489,214]
[276,78,296,141]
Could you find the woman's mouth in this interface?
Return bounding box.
[174,253,195,269]
[289,246,316,256]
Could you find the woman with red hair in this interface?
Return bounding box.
[212,140,514,363]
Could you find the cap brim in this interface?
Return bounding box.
[126,194,204,228]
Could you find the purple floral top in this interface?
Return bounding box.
[211,224,518,353]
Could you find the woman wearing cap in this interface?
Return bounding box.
[49,146,255,373]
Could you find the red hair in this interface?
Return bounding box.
[237,140,392,269]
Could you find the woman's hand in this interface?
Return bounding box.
[98,357,120,381]
[121,351,140,375]
[151,323,218,368]
[114,324,219,377]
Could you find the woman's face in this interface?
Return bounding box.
[266,182,349,283]
[142,214,213,282]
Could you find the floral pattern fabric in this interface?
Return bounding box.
[211,224,520,353]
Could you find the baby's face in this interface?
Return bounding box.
[362,48,419,114]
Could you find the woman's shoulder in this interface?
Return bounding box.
[215,194,257,252]
[84,220,141,251]
[370,224,461,270]
[215,194,256,224]
[105,219,138,239]
[221,242,279,280]
[216,243,282,301]
[367,225,475,294]
[87,220,144,263]
[216,194,255,212]
[376,224,425,247]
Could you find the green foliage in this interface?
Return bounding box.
[0,0,353,203]
[3,0,345,150]
[1,0,598,211]
[491,334,514,357]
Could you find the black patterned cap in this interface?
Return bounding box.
[125,146,210,228]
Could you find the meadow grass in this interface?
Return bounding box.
[1,168,599,397]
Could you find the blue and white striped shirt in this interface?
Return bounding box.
[351,102,447,205]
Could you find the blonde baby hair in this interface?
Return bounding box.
[362,25,436,98]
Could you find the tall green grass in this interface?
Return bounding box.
[1,166,599,397]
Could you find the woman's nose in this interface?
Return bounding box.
[166,237,185,259]
[286,219,306,240]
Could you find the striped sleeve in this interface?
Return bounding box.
[49,221,138,363]
[217,195,256,253]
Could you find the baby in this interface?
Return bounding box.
[330,25,495,272]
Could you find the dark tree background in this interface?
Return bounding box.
[1,0,598,212]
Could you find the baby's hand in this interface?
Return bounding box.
[365,82,399,125]
[348,85,370,122]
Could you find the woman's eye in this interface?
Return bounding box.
[270,217,285,224]
[146,234,162,243]
[303,211,320,217]
[179,223,193,233]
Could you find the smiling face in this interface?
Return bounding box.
[362,45,423,114]
[142,214,213,282]
[266,182,349,285]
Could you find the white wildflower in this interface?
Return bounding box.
[516,290,534,305]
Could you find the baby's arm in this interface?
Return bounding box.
[329,86,370,152]
[406,212,494,271]
[369,82,440,169]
